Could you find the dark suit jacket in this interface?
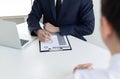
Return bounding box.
[27,0,95,41]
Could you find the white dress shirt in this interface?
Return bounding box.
[74,53,120,79]
[55,0,63,6]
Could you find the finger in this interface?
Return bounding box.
[39,36,50,42]
[83,63,92,66]
[82,64,92,68]
[38,33,47,42]
[39,35,50,42]
[44,31,52,39]
[45,31,50,36]
[76,64,90,69]
[43,34,50,41]
[41,31,48,37]
[45,38,51,41]
[73,67,77,73]
[73,64,92,72]
[38,35,46,42]
[37,30,49,42]
[44,25,47,31]
[88,66,93,70]
[47,32,52,39]
[38,37,45,42]
[73,65,82,73]
[42,34,51,41]
[44,23,50,30]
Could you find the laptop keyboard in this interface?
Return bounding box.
[20,39,29,46]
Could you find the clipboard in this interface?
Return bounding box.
[39,33,72,52]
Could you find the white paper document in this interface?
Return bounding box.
[40,33,72,52]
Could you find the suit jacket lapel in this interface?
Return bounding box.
[48,0,56,21]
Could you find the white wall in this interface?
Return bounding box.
[0,0,32,17]
[0,0,32,24]
[85,0,107,48]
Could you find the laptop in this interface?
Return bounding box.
[0,20,36,49]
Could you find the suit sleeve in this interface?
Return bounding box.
[59,0,95,37]
[27,0,43,36]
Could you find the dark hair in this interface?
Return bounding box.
[102,0,120,38]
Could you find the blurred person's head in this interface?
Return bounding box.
[101,0,120,54]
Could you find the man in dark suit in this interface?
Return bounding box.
[27,0,95,42]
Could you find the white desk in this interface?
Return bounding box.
[0,23,111,79]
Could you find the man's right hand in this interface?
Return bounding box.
[73,63,93,73]
[36,29,51,42]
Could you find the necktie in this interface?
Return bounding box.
[56,0,61,18]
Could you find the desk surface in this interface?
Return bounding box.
[0,23,111,79]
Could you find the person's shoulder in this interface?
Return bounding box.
[34,0,46,3]
[80,0,93,5]
[81,0,92,3]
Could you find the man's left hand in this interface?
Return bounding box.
[44,22,60,33]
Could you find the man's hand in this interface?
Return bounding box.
[36,29,51,42]
[44,22,60,33]
[73,63,93,73]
